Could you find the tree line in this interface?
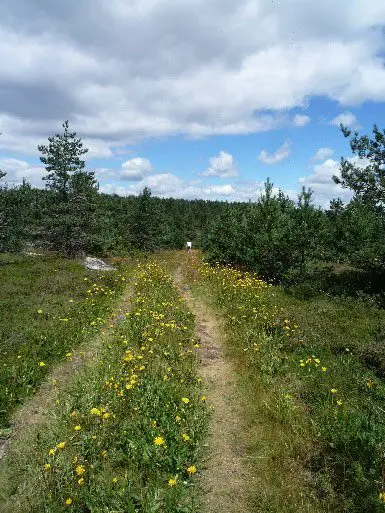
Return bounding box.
[1,121,385,290]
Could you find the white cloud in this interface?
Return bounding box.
[83,139,113,159]
[298,157,373,206]
[100,174,265,201]
[257,140,291,165]
[293,114,310,127]
[0,158,45,187]
[202,151,238,178]
[120,157,153,181]
[312,147,334,161]
[330,111,357,128]
[1,1,385,151]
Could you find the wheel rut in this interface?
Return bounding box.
[0,285,133,462]
[174,267,252,513]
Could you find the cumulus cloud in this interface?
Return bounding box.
[100,173,268,201]
[0,1,385,152]
[257,140,291,165]
[0,158,45,187]
[202,151,238,178]
[120,157,153,180]
[312,147,334,161]
[299,158,354,206]
[293,114,310,127]
[330,111,358,128]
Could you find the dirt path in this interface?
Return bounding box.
[174,267,252,513]
[0,284,133,461]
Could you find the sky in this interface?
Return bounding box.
[1,0,385,206]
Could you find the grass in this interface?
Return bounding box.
[0,261,206,512]
[0,254,129,429]
[187,255,385,512]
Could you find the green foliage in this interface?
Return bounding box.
[38,120,98,256]
[333,124,385,206]
[129,187,159,252]
[203,181,324,282]
[39,120,89,199]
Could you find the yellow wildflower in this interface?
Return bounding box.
[168,478,177,486]
[154,436,165,446]
[65,498,72,506]
[44,463,51,470]
[187,465,197,474]
[181,397,190,404]
[39,361,45,367]
[78,478,84,486]
[56,441,66,449]
[75,465,86,476]
[182,433,190,441]
[330,389,337,394]
[90,407,101,416]
[74,425,81,431]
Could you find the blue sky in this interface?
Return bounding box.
[1,0,385,205]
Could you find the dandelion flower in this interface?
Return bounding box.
[74,425,81,431]
[65,498,72,506]
[39,361,45,367]
[201,395,207,402]
[90,407,101,416]
[154,436,165,446]
[49,448,56,456]
[330,389,337,394]
[75,465,86,476]
[336,400,343,406]
[168,478,177,486]
[181,397,190,404]
[187,465,197,474]
[56,441,66,449]
[37,309,43,314]
[44,463,51,471]
[78,478,84,486]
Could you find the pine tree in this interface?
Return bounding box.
[130,187,159,252]
[38,121,98,256]
[333,124,385,205]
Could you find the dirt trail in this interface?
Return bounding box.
[174,267,252,513]
[0,285,133,462]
